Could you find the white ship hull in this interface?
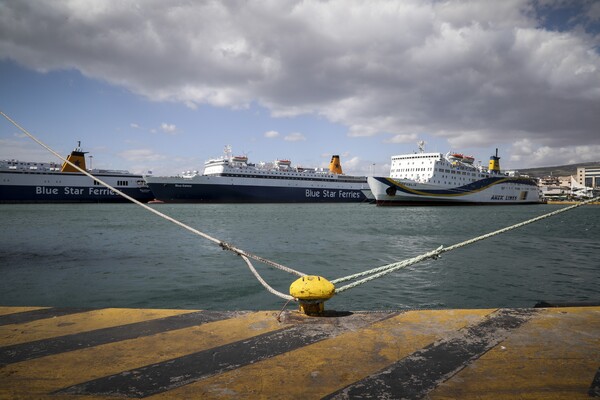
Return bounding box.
[368,176,541,205]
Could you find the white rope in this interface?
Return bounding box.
[333,195,600,293]
[240,254,295,301]
[1,111,305,299]
[4,110,596,302]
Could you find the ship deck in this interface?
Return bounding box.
[1,305,599,399]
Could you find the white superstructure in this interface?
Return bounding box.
[144,146,372,203]
[368,142,541,205]
[0,143,153,203]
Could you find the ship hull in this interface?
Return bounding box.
[368,176,541,206]
[0,171,154,203]
[145,175,372,203]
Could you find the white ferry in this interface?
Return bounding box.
[0,143,154,203]
[144,146,372,203]
[368,142,541,205]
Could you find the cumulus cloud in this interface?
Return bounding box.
[509,138,600,166]
[264,130,280,138]
[1,0,599,164]
[160,123,176,134]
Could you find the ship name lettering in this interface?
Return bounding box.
[505,195,517,201]
[338,190,360,199]
[323,189,336,198]
[64,187,84,195]
[491,195,504,200]
[36,186,58,195]
[305,189,321,198]
[89,187,116,196]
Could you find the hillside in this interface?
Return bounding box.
[518,161,600,177]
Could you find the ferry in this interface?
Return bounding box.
[0,143,154,203]
[368,142,541,205]
[144,146,372,203]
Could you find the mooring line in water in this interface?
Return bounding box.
[332,195,600,293]
[3,111,598,305]
[0,111,304,302]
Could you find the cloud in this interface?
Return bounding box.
[160,123,176,134]
[130,123,140,129]
[264,130,280,138]
[1,0,599,162]
[284,132,306,142]
[509,138,600,166]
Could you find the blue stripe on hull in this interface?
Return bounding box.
[148,183,368,203]
[0,185,154,203]
[384,176,538,196]
[369,176,541,205]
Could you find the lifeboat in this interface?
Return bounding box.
[232,155,248,163]
[462,155,475,164]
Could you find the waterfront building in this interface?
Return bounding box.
[577,167,600,188]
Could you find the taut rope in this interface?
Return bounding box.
[2,111,597,302]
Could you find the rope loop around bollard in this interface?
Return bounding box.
[2,110,598,305]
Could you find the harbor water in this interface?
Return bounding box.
[0,203,598,311]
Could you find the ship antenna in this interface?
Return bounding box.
[224,145,232,160]
[417,140,425,153]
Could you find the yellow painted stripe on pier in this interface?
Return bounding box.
[0,306,49,316]
[0,307,193,346]
[0,311,282,399]
[431,307,600,399]
[1,306,598,399]
[156,309,494,399]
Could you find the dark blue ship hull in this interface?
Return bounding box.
[0,184,154,203]
[147,182,370,203]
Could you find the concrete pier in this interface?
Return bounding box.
[1,305,598,399]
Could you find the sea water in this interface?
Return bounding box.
[0,203,598,311]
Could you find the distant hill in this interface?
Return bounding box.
[518,161,600,177]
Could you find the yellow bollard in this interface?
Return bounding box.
[289,275,335,316]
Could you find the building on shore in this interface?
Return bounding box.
[539,169,599,201]
[577,167,600,188]
[538,175,570,200]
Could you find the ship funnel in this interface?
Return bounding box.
[488,148,500,172]
[329,155,343,174]
[61,142,88,172]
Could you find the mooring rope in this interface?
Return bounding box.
[2,111,597,302]
[0,111,304,301]
[332,195,600,293]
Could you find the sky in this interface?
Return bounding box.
[1,0,599,176]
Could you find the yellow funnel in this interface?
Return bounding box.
[329,155,343,174]
[61,142,88,172]
[488,148,500,172]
